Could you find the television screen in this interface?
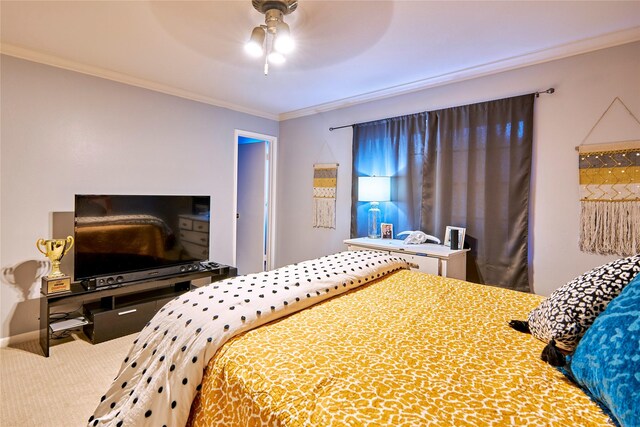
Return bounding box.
[74,195,210,281]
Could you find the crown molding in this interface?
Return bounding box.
[0,43,279,121]
[279,26,640,121]
[2,25,639,123]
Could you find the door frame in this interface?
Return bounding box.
[232,129,278,271]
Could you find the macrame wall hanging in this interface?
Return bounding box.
[313,163,338,229]
[578,97,640,256]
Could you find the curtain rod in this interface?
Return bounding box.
[329,88,556,131]
[329,123,353,131]
[534,88,555,98]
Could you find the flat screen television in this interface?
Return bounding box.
[74,194,211,283]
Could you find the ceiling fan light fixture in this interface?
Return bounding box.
[274,21,293,54]
[245,26,266,57]
[246,0,298,74]
[267,51,286,65]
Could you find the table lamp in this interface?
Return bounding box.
[358,176,391,238]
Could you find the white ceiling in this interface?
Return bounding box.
[1,1,639,120]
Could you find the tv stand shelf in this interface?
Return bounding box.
[39,266,236,357]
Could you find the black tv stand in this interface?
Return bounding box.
[39,265,236,357]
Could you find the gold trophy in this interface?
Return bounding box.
[37,236,74,294]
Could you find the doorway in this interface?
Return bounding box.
[233,130,277,275]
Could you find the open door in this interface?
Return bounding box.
[233,130,277,275]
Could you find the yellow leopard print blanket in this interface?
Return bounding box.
[187,270,612,426]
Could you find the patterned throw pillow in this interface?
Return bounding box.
[565,273,640,427]
[527,255,640,356]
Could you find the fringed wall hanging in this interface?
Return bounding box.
[313,163,338,229]
[578,97,640,256]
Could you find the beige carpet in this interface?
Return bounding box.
[0,332,135,427]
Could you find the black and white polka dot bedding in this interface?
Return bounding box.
[88,250,408,426]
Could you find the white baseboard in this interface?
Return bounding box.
[0,330,39,348]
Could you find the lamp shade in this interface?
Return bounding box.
[245,26,266,57]
[358,176,391,202]
[274,21,293,53]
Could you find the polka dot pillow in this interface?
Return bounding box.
[527,255,640,364]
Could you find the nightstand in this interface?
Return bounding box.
[344,237,468,280]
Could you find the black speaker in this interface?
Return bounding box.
[81,278,97,290]
[93,262,203,288]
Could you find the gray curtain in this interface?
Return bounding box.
[351,113,427,238]
[421,94,534,292]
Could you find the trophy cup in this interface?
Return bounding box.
[37,236,74,294]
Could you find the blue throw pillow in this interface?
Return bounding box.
[567,272,640,427]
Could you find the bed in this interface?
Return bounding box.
[88,250,628,427]
[75,215,172,258]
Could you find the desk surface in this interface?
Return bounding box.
[344,237,468,259]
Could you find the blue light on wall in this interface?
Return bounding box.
[353,130,415,238]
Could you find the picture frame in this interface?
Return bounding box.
[444,226,466,250]
[381,223,394,239]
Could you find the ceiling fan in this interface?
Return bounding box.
[245,0,299,75]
